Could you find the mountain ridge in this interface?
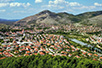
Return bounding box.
[13,10,102,27]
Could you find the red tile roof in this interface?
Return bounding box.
[26,46,31,49]
[100,57,102,59]
[39,52,45,55]
[94,54,98,57]
[34,53,37,55]
[26,51,30,54]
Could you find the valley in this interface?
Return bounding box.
[0,10,102,68]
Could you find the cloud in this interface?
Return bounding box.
[45,0,98,11]
[10,2,31,7]
[49,0,68,4]
[73,6,96,10]
[94,3,102,6]
[0,3,8,7]
[0,9,6,12]
[47,4,64,9]
[49,0,81,6]
[43,0,81,10]
[68,2,81,6]
[0,2,31,8]
[35,0,42,3]
[0,0,14,3]
[42,0,99,14]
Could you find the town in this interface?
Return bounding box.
[0,24,102,61]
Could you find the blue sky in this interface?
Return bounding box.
[0,0,102,19]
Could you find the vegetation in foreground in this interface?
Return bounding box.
[0,54,102,68]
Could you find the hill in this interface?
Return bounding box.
[77,11,102,20]
[80,15,102,27]
[14,10,102,27]
[14,10,75,26]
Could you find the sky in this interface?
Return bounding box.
[0,0,102,19]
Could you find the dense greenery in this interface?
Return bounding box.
[0,54,102,68]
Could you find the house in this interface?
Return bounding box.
[34,53,38,55]
[99,57,102,60]
[0,52,2,55]
[39,51,45,55]
[66,49,70,52]
[88,53,92,57]
[93,58,97,61]
[68,54,72,57]
[26,46,31,51]
[75,55,80,58]
[94,54,98,57]
[26,51,31,54]
[24,54,29,56]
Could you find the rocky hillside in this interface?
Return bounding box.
[79,15,102,27]
[14,10,102,27]
[77,11,102,19]
[14,10,74,26]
